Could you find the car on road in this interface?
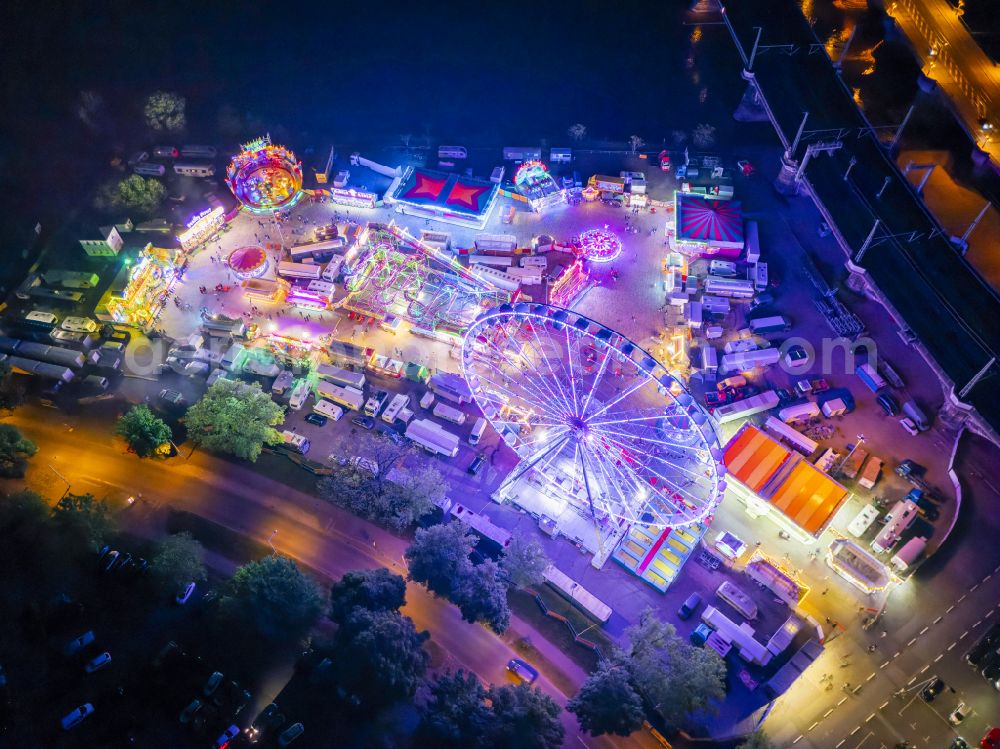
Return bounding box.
[981,658,1000,689]
[949,701,969,725]
[60,704,94,730]
[950,738,969,749]
[176,582,196,605]
[982,727,1000,749]
[179,698,202,724]
[304,412,328,427]
[214,724,239,748]
[468,453,487,475]
[247,702,284,742]
[159,388,185,406]
[84,652,111,673]
[278,722,305,747]
[507,658,539,684]
[876,393,900,416]
[351,415,375,430]
[919,676,944,701]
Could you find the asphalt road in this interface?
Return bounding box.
[4,402,660,749]
[762,431,1000,748]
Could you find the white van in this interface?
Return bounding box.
[61,316,99,333]
[847,503,880,538]
[469,417,487,446]
[288,380,310,410]
[709,260,738,278]
[281,430,310,454]
[313,398,346,421]
[419,391,435,410]
[25,310,59,328]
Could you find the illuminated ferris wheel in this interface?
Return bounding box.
[461,304,726,529]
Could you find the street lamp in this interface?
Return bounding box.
[267,529,279,555]
[48,463,72,498]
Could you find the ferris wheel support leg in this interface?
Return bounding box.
[491,435,569,505]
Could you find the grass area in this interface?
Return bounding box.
[508,586,617,674]
[165,508,271,563]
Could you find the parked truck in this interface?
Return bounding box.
[855,363,886,394]
[858,456,883,490]
[749,316,791,335]
[405,418,460,457]
[841,447,868,480]
[316,381,365,411]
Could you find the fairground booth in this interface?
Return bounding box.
[672,192,744,259]
[96,244,183,329]
[723,424,849,544]
[177,206,226,250]
[513,160,565,212]
[390,167,499,229]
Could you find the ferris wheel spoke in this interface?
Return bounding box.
[492,327,576,419]
[472,367,561,420]
[592,426,702,499]
[587,423,708,455]
[579,345,614,420]
[583,374,655,424]
[584,445,647,521]
[481,334,572,417]
[563,326,581,418]
[523,321,579,419]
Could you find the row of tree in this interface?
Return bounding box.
[566,122,717,149]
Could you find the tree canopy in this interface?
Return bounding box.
[0,424,36,478]
[184,379,284,462]
[220,555,323,642]
[0,360,26,411]
[150,532,206,594]
[737,731,777,749]
[332,607,430,706]
[329,568,406,623]
[405,523,476,599]
[144,90,186,132]
[116,404,172,457]
[500,534,549,589]
[416,670,493,749]
[567,660,645,736]
[485,683,565,749]
[451,558,510,633]
[623,609,726,728]
[50,493,113,548]
[95,174,166,217]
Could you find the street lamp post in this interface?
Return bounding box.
[48,463,72,498]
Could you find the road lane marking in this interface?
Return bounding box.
[947,642,957,651]
[879,701,888,710]
[958,594,966,602]
[849,726,861,736]
[837,698,848,706]
[824,709,834,718]
[933,616,943,624]
[959,631,969,640]
[880,661,890,669]
[866,673,876,682]
[947,606,955,613]
[970,584,979,592]
[835,741,845,748]
[934,654,944,662]
[792,737,802,745]
[893,652,901,659]
[919,626,929,634]
[865,713,875,722]
[907,638,917,646]
[919,665,929,674]
[808,722,819,732]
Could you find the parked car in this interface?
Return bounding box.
[176,582,196,605]
[64,631,96,657]
[60,704,94,730]
[876,393,899,416]
[214,724,239,748]
[179,698,202,724]
[351,415,375,430]
[966,625,1000,666]
[100,549,120,572]
[678,592,703,620]
[203,671,224,697]
[506,658,539,684]
[278,722,305,747]
[949,702,969,725]
[468,453,487,475]
[159,388,185,406]
[304,412,328,427]
[84,652,112,673]
[919,676,945,702]
[982,727,1000,749]
[899,416,920,436]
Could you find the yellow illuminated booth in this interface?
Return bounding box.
[96,244,182,328]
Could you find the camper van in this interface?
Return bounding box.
[134,162,166,177]
[173,161,215,177]
[281,430,310,454]
[313,398,346,421]
[24,310,59,329]
[469,417,488,446]
[288,379,310,410]
[709,260,738,278]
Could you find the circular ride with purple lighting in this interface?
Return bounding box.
[225,135,303,212]
[577,228,623,263]
[462,303,725,529]
[227,245,269,280]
